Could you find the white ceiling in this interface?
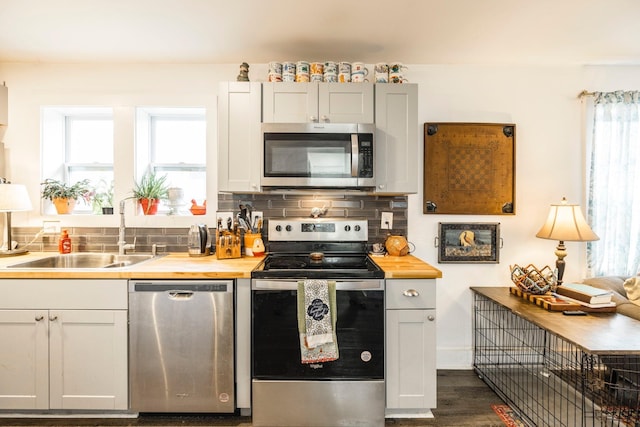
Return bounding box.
[1,0,639,65]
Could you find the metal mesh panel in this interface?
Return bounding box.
[473,292,640,427]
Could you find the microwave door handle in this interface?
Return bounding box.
[351,134,359,177]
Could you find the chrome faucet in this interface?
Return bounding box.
[118,199,136,255]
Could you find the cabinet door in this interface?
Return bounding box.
[263,82,318,123]
[49,310,128,410]
[386,308,436,409]
[318,83,374,123]
[0,310,49,410]
[375,84,418,193]
[218,82,262,192]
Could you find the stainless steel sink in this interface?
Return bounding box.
[6,253,161,269]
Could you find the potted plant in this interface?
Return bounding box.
[132,171,169,215]
[91,180,114,215]
[41,178,91,214]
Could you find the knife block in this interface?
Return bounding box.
[216,229,242,259]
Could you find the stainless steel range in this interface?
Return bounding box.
[251,218,385,427]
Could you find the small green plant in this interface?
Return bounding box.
[132,171,169,215]
[41,178,91,202]
[132,171,169,201]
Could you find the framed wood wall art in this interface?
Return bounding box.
[423,123,515,215]
[438,222,500,263]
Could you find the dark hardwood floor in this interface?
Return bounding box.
[0,370,509,427]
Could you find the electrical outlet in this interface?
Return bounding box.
[381,212,393,229]
[43,220,61,234]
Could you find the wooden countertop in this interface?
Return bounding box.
[0,252,265,279]
[472,286,640,355]
[371,254,442,279]
[0,252,442,280]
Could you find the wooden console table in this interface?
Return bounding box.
[472,287,640,427]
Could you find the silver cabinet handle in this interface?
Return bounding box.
[35,315,44,321]
[403,289,420,297]
[49,315,58,321]
[428,315,435,321]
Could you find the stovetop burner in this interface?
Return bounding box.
[251,217,384,279]
[252,253,384,279]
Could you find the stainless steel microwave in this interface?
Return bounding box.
[261,123,375,189]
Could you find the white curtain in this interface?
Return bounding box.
[587,90,640,277]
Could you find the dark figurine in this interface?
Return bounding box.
[237,62,250,81]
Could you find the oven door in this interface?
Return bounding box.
[251,279,384,380]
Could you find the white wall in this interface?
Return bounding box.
[1,62,639,368]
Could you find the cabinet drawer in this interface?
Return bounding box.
[0,279,128,309]
[386,279,436,309]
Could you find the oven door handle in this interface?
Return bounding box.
[252,280,383,291]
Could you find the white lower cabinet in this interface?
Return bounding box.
[0,280,128,411]
[385,279,437,415]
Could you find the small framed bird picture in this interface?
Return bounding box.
[437,222,500,263]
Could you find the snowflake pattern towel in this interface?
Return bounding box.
[297,280,338,363]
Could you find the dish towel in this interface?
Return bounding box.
[297,279,339,363]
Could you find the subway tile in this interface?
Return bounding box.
[11,194,407,250]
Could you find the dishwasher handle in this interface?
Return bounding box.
[168,290,194,300]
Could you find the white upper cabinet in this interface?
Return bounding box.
[374,84,419,193]
[263,83,374,123]
[217,82,262,192]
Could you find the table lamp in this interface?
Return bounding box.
[535,197,599,286]
[0,181,33,256]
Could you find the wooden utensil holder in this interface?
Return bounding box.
[216,229,242,259]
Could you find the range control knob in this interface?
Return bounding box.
[354,225,361,232]
[344,225,351,232]
[275,225,282,232]
[285,225,293,232]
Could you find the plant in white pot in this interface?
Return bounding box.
[41,178,91,214]
[91,180,114,215]
[132,171,169,215]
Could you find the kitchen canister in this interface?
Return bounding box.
[268,61,283,82]
[244,233,263,256]
[375,63,389,83]
[324,61,338,82]
[389,62,409,83]
[310,62,324,82]
[351,62,369,83]
[338,61,351,83]
[282,61,296,82]
[295,61,310,82]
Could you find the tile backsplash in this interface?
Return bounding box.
[13,193,407,253]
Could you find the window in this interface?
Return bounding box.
[41,107,114,214]
[135,107,206,214]
[587,91,640,277]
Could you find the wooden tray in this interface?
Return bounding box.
[509,287,617,313]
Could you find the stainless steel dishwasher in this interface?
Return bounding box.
[128,280,234,413]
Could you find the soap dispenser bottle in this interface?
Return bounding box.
[58,230,72,254]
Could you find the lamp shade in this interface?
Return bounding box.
[535,198,599,242]
[0,184,33,212]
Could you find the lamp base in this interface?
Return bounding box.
[0,248,29,257]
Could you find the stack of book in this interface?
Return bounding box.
[553,283,616,309]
